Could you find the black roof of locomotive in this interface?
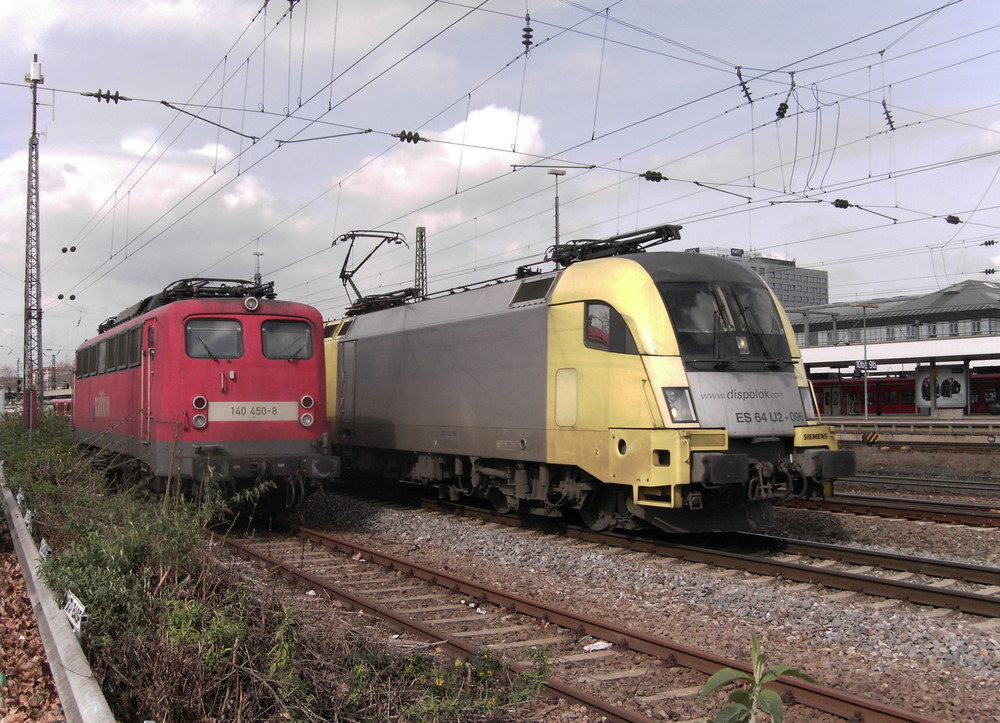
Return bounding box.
[97,278,277,334]
[624,250,767,285]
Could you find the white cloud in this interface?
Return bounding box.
[1,0,243,56]
[441,105,544,171]
[346,105,544,207]
[223,175,271,210]
[120,132,161,157]
[191,142,236,163]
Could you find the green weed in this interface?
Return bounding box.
[699,633,815,723]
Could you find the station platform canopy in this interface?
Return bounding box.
[786,279,1000,371]
[801,336,1000,370]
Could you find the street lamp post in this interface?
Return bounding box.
[548,169,566,244]
[852,303,879,419]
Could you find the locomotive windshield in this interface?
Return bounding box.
[262,320,313,360]
[186,319,243,359]
[659,281,791,368]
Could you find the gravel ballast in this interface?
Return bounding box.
[292,488,1000,722]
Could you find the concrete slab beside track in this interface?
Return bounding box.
[0,466,115,723]
[824,414,1000,448]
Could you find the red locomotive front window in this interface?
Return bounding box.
[262,320,313,360]
[186,319,243,359]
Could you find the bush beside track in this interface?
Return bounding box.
[0,416,540,722]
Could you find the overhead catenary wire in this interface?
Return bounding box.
[62,0,968,276]
[27,0,996,330]
[61,1,465,299]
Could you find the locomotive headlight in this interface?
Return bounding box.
[300,412,314,427]
[799,386,819,421]
[192,395,208,410]
[300,394,315,409]
[662,387,698,423]
[192,414,208,429]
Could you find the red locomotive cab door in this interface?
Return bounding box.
[141,322,156,443]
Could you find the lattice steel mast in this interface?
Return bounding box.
[414,226,427,300]
[24,54,44,428]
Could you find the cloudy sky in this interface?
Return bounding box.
[2,0,999,366]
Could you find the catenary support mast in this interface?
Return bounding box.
[415,226,427,300]
[23,54,44,430]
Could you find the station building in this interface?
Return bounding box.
[684,246,829,307]
[783,279,1000,419]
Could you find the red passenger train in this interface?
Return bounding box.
[811,371,1000,416]
[72,278,335,504]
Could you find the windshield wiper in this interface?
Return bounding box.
[711,309,735,369]
[270,335,310,361]
[734,301,792,369]
[198,336,218,361]
[286,339,309,361]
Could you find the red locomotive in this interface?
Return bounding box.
[72,278,335,505]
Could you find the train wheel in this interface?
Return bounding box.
[579,488,618,531]
[487,486,513,514]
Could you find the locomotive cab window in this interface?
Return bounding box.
[262,320,313,360]
[324,318,354,340]
[186,319,243,359]
[584,302,638,354]
[659,281,791,364]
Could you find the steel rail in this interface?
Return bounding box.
[602,536,1000,619]
[838,492,1000,514]
[215,531,658,723]
[219,526,945,723]
[839,474,1000,494]
[843,441,996,454]
[735,532,1000,586]
[414,499,1000,617]
[784,495,1000,527]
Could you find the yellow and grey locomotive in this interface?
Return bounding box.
[325,224,854,533]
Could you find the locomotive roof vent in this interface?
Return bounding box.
[510,276,556,307]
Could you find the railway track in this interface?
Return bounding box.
[784,493,1000,528]
[842,440,996,455]
[215,524,945,723]
[411,498,1000,618]
[840,473,1000,495]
